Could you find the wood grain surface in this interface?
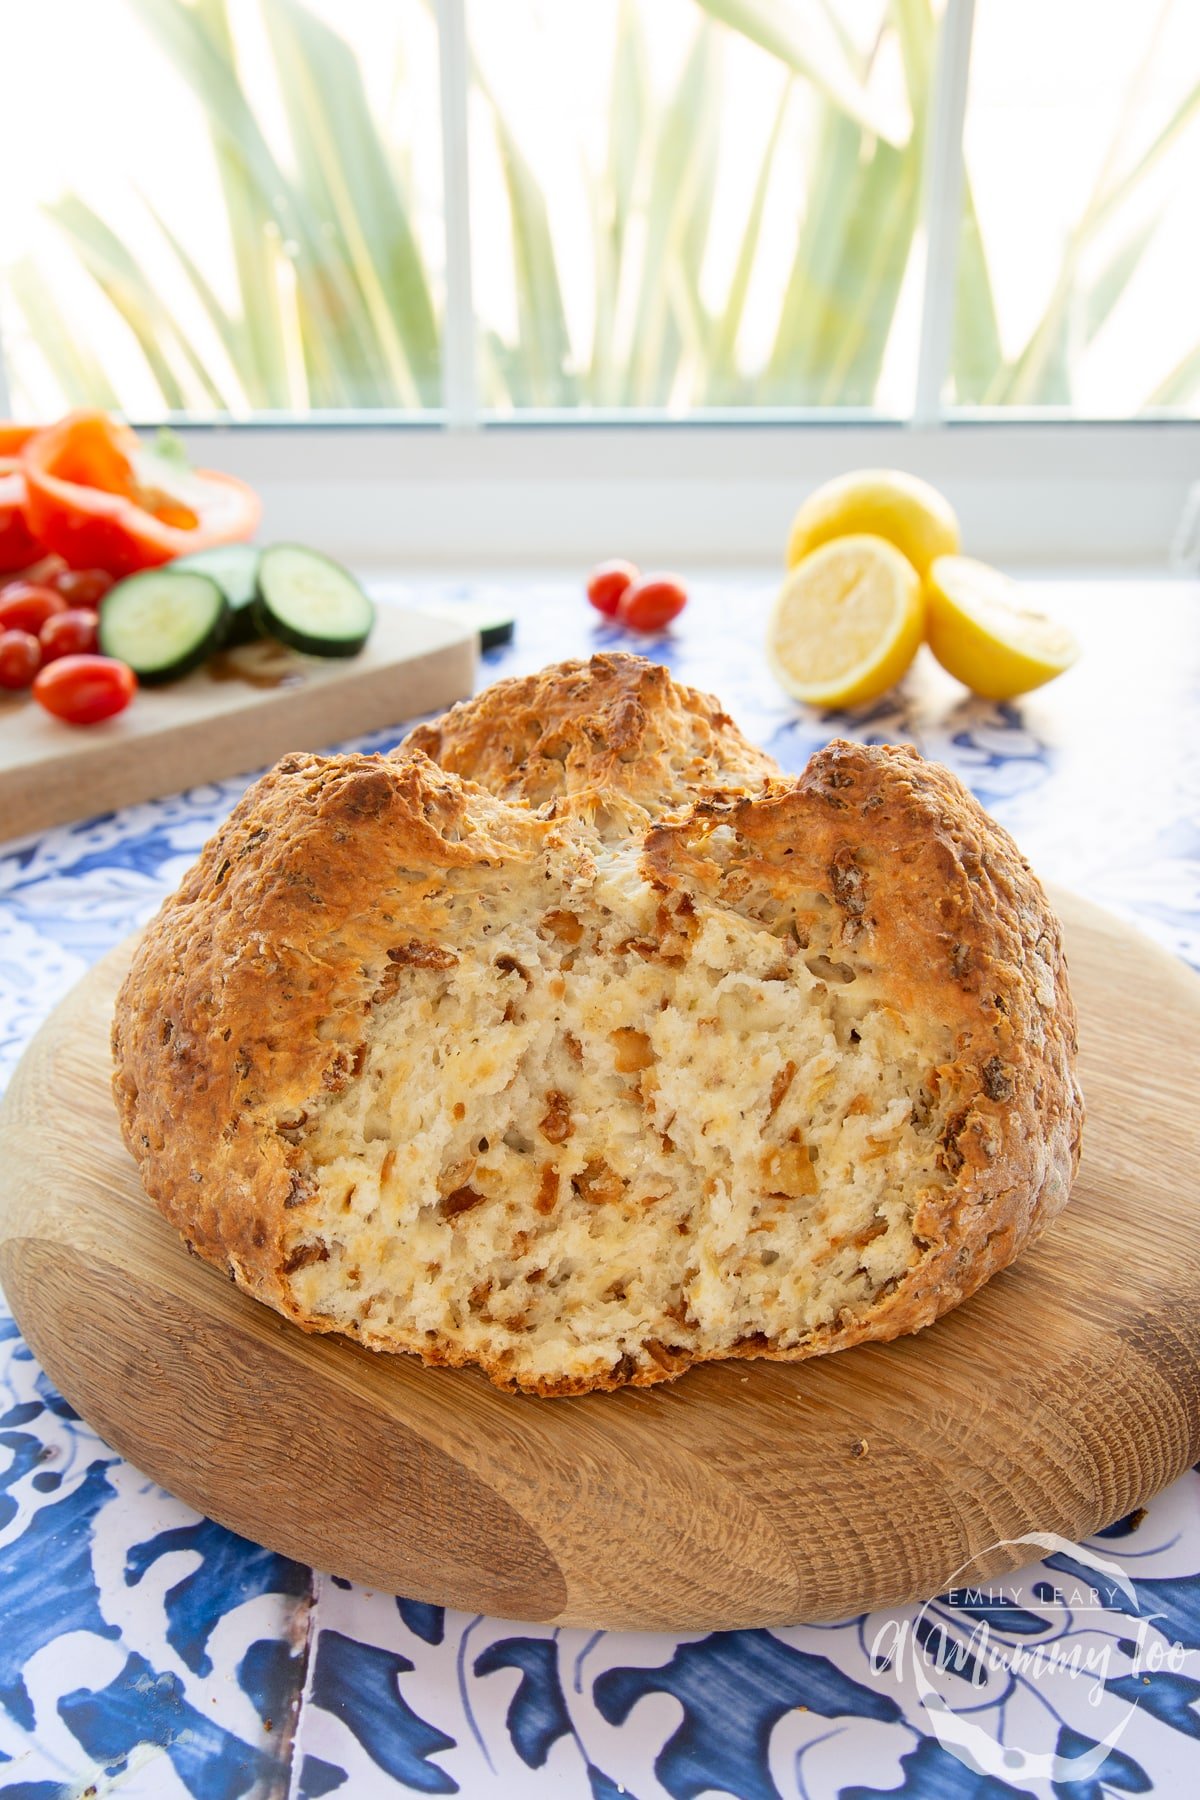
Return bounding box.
[1,889,1198,1631]
[0,603,477,840]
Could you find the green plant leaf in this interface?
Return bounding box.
[1144,337,1200,409]
[125,0,394,407]
[979,50,1197,408]
[816,137,921,404]
[261,0,440,407]
[1089,78,1200,239]
[257,2,398,405]
[152,426,190,466]
[477,328,516,411]
[691,0,908,146]
[482,89,575,406]
[763,102,862,397]
[890,0,934,117]
[188,0,291,408]
[141,193,251,406]
[125,0,303,241]
[126,0,342,403]
[626,22,723,404]
[609,0,650,252]
[44,195,231,412]
[810,0,930,403]
[950,182,1002,405]
[813,0,868,75]
[1080,212,1161,346]
[4,259,121,412]
[764,0,932,404]
[703,80,791,403]
[590,0,652,402]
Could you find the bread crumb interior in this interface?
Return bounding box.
[284,821,954,1391]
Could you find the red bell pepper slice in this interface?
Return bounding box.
[0,425,42,573]
[21,412,261,577]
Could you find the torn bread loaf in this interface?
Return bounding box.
[112,653,1083,1395]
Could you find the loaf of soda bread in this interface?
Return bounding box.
[112,654,1083,1394]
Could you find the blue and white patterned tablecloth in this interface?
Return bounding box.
[1,573,1198,1800]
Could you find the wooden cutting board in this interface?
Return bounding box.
[0,603,477,841]
[1,890,1198,1631]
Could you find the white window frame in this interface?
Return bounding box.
[2,0,1196,567]
[165,417,1197,568]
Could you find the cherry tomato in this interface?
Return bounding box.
[0,628,41,690]
[0,582,68,636]
[39,607,99,662]
[32,653,137,725]
[587,559,639,618]
[616,574,688,633]
[52,567,114,610]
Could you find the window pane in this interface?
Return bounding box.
[0,0,444,419]
[950,0,1200,414]
[468,0,932,413]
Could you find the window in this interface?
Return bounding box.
[949,0,1200,413]
[0,0,446,418]
[2,0,1197,428]
[468,0,924,413]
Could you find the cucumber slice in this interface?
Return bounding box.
[479,612,516,651]
[98,570,228,685]
[173,543,261,645]
[255,545,374,658]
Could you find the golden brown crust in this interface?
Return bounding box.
[113,654,1083,1395]
[402,652,777,820]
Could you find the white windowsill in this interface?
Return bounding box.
[169,420,1200,569]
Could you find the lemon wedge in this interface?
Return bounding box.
[787,469,959,579]
[926,556,1079,700]
[767,534,925,709]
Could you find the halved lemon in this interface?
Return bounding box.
[926,556,1079,700]
[766,534,925,709]
[786,468,959,579]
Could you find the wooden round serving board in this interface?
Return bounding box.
[2,890,1199,1631]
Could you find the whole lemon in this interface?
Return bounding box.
[787,469,960,579]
